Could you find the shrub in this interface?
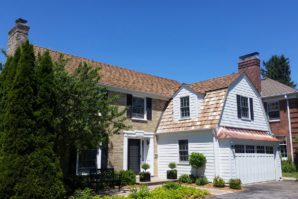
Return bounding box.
[129,185,151,198]
[229,178,242,189]
[115,170,136,186]
[189,153,207,169]
[282,160,296,173]
[178,174,192,184]
[213,176,225,188]
[195,176,209,186]
[163,182,181,190]
[168,162,176,170]
[141,163,150,172]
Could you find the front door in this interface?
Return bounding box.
[128,139,141,173]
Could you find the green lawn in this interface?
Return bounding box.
[283,172,298,179]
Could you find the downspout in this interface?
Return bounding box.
[285,95,294,162]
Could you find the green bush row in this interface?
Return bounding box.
[282,160,297,173]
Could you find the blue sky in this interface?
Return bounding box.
[0,0,297,85]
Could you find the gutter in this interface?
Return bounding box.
[285,94,294,162]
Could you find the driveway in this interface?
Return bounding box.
[212,181,298,199]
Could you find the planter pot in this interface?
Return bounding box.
[167,170,177,179]
[140,172,151,182]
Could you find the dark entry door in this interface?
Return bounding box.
[128,139,141,173]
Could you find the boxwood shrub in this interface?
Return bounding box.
[229,178,242,189]
[178,174,193,184]
[114,170,136,186]
[213,176,225,188]
[195,176,209,185]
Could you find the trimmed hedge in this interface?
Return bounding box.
[229,178,242,189]
[115,170,136,186]
[213,176,225,188]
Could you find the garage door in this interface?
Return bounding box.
[234,145,276,183]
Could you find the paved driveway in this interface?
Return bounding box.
[212,181,298,199]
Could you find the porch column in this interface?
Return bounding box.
[149,136,154,176]
[123,135,128,170]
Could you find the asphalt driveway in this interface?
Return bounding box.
[212,181,298,199]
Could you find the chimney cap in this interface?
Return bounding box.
[239,52,259,61]
[15,18,27,24]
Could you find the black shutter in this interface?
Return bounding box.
[146,97,152,120]
[237,95,241,118]
[250,98,254,120]
[263,102,268,113]
[127,94,133,118]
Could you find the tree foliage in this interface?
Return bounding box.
[0,41,65,198]
[261,55,296,88]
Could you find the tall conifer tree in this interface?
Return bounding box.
[0,42,64,198]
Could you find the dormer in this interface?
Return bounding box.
[172,85,204,121]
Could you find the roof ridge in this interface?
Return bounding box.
[33,45,181,84]
[188,72,240,85]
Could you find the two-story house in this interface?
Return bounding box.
[5,19,282,184]
[261,78,298,162]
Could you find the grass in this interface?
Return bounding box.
[283,172,298,179]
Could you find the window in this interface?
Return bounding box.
[132,96,145,119]
[267,102,280,121]
[266,146,274,154]
[180,96,190,118]
[78,149,97,173]
[234,145,245,153]
[179,140,189,162]
[280,140,287,159]
[257,146,265,153]
[240,96,249,119]
[246,145,255,153]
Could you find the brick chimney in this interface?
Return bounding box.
[238,52,261,92]
[7,18,30,56]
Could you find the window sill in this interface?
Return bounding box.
[131,117,148,122]
[269,119,280,123]
[179,117,191,121]
[177,162,190,166]
[240,117,251,121]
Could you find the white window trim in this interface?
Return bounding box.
[178,139,189,164]
[131,95,147,121]
[267,101,280,122]
[279,140,288,160]
[240,95,251,121]
[180,96,190,120]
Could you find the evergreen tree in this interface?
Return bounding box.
[0,42,65,198]
[262,55,296,88]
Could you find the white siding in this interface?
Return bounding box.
[173,86,204,121]
[220,76,269,131]
[157,131,215,181]
[218,140,236,181]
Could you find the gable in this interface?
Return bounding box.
[220,75,270,131]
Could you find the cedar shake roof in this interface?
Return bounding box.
[188,73,241,94]
[157,89,227,133]
[261,78,297,98]
[33,45,181,98]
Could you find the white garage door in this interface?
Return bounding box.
[234,145,276,183]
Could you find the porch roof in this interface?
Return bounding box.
[217,127,280,142]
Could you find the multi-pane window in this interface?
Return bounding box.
[132,96,145,119]
[180,96,190,118]
[267,102,280,120]
[179,140,189,162]
[78,149,97,173]
[240,96,249,119]
[266,146,274,154]
[257,146,265,153]
[234,145,245,153]
[246,145,255,153]
[280,140,288,159]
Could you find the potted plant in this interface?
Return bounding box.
[139,163,151,182]
[167,162,177,179]
[189,152,207,178]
